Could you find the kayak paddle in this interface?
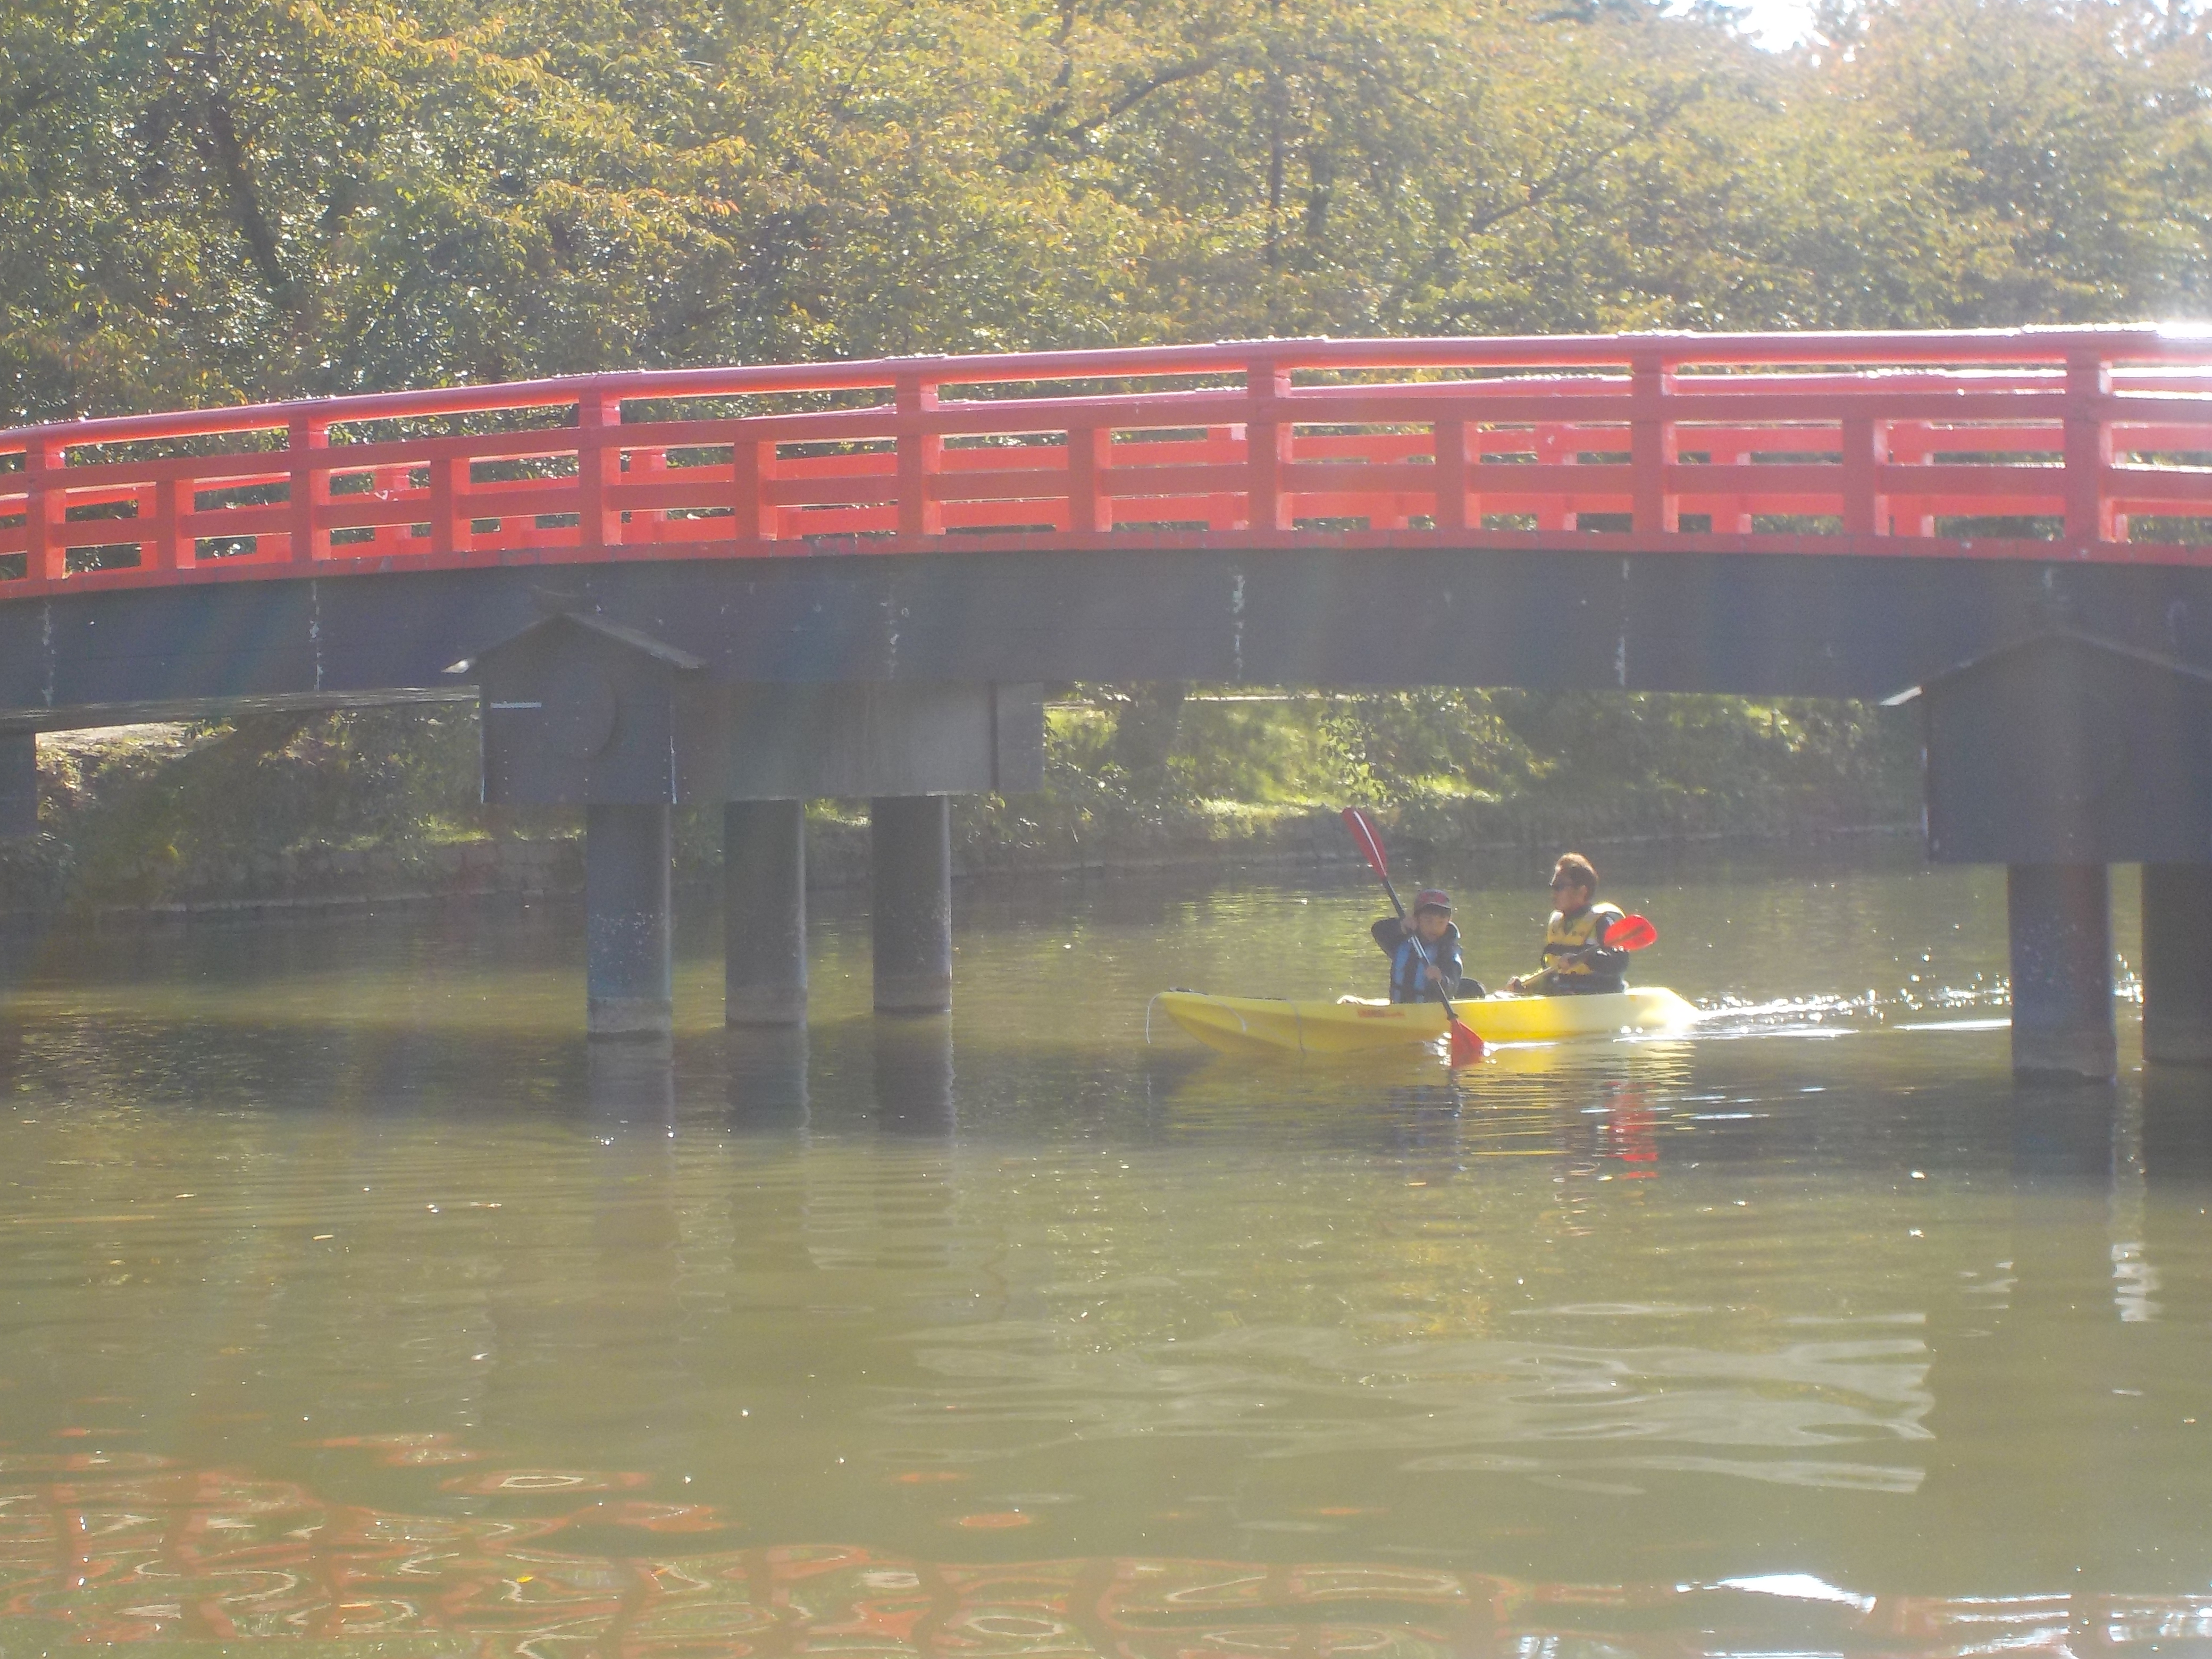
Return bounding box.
[1603,914,1658,952]
[1509,910,1660,992]
[1340,807,1485,1066]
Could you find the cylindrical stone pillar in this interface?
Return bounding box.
[2007,862,2116,1080]
[586,803,673,1037]
[871,795,952,1014]
[724,800,807,1026]
[0,732,36,839]
[2143,864,2212,1066]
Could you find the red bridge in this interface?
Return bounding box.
[5,325,2211,592]
[9,326,2212,1080]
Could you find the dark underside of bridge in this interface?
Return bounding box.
[9,542,2212,1081]
[7,545,2212,716]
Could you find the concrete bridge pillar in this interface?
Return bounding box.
[724,800,807,1027]
[0,733,35,839]
[872,795,952,1015]
[2142,864,2212,1066]
[585,803,674,1038]
[465,615,1036,1037]
[2007,864,2116,1081]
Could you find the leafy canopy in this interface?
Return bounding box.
[3,0,2207,423]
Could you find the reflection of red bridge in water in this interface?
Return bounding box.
[2,1453,2206,1656]
[6,327,2212,594]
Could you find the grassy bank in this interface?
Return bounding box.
[0,689,1920,917]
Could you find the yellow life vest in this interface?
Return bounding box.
[1532,902,1626,985]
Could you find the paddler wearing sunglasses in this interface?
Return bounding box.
[1507,852,1628,996]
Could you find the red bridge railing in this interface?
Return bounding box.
[5,326,2211,597]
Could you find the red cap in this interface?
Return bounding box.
[1413,889,1453,915]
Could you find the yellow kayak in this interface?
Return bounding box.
[1155,987,1700,1057]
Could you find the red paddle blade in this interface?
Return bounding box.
[1605,914,1658,952]
[1340,807,1390,880]
[1447,1018,1485,1066]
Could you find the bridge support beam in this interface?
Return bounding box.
[586,803,673,1038]
[2142,865,2212,1066]
[724,800,807,1027]
[872,795,952,1015]
[2007,864,2115,1081]
[0,734,35,839]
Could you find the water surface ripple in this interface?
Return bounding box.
[1,843,2208,1655]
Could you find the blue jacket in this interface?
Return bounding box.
[1372,917,1465,1003]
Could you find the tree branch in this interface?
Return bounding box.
[1003,49,1226,167]
[192,65,297,311]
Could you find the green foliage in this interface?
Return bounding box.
[52,708,482,902]
[1322,691,1535,802]
[5,0,2207,423]
[1487,689,1916,802]
[11,691,1917,910]
[1080,683,1918,818]
[1822,0,2212,321]
[1175,697,1352,801]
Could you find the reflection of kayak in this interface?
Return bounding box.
[1155,988,1700,1057]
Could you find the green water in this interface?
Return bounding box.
[2,840,2209,1655]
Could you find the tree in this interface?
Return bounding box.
[1809,0,2212,322]
[4,0,2207,429]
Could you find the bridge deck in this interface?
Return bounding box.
[5,327,2212,598]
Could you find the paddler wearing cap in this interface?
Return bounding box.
[1370,888,1480,1004]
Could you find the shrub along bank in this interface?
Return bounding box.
[0,689,1919,916]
